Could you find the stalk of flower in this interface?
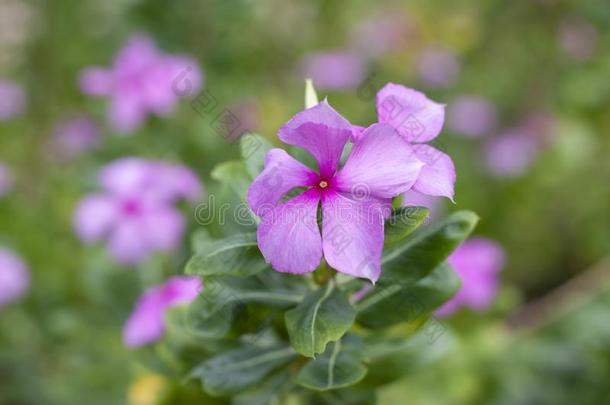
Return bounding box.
[73,158,202,265]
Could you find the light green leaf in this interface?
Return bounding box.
[191,344,297,395]
[384,206,429,247]
[356,263,461,329]
[211,160,251,201]
[240,133,273,179]
[381,210,478,284]
[285,284,355,358]
[305,78,319,108]
[295,338,367,391]
[185,233,267,277]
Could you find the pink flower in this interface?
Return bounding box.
[0,247,30,309]
[79,34,203,133]
[435,238,505,317]
[349,11,416,59]
[447,95,497,138]
[300,51,366,91]
[49,115,101,160]
[247,101,423,282]
[357,83,455,200]
[417,46,460,88]
[73,158,202,265]
[559,17,598,61]
[0,162,14,198]
[0,78,26,121]
[484,129,538,177]
[123,276,202,347]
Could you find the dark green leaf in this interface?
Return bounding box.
[191,344,297,396]
[232,372,289,405]
[240,133,273,179]
[381,210,478,284]
[384,206,429,247]
[356,263,461,329]
[285,284,355,358]
[185,233,268,277]
[295,338,367,391]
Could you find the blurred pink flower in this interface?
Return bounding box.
[73,158,202,265]
[418,46,460,88]
[447,95,497,138]
[79,34,203,133]
[436,238,505,317]
[559,17,598,61]
[0,247,30,309]
[0,162,14,198]
[349,12,415,59]
[300,51,366,91]
[0,78,26,121]
[484,129,538,177]
[123,276,201,347]
[50,115,101,160]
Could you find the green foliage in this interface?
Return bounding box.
[240,133,273,179]
[285,283,356,358]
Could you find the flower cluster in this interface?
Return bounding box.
[73,158,202,264]
[79,34,203,133]
[248,83,455,282]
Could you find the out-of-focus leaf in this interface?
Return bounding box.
[285,284,355,358]
[295,337,367,391]
[191,344,296,396]
[356,263,461,329]
[384,206,429,247]
[305,78,319,108]
[240,133,273,179]
[381,210,478,284]
[186,233,267,277]
[232,372,290,405]
[211,160,251,201]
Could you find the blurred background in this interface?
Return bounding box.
[1,0,609,404]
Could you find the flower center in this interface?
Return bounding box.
[122,199,141,216]
[318,180,328,189]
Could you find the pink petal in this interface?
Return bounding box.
[257,190,323,274]
[0,248,30,308]
[376,83,445,143]
[73,194,119,243]
[107,220,151,265]
[141,206,185,252]
[278,101,353,178]
[411,144,456,200]
[79,67,113,96]
[99,158,150,196]
[247,148,317,216]
[334,123,424,199]
[321,191,387,282]
[108,93,146,133]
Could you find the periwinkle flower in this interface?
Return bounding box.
[349,11,415,59]
[0,162,14,198]
[559,17,598,61]
[123,276,202,347]
[417,46,461,88]
[79,34,203,133]
[484,129,538,177]
[355,83,456,200]
[0,247,30,309]
[50,115,100,160]
[248,101,424,282]
[300,51,366,91]
[0,78,26,121]
[73,158,202,265]
[435,238,505,316]
[447,95,497,138]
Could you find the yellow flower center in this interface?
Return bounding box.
[319,180,328,189]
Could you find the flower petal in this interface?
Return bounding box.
[107,220,151,264]
[257,189,322,274]
[108,93,146,133]
[73,194,119,242]
[123,286,165,347]
[334,123,424,199]
[142,206,185,252]
[79,67,113,96]
[278,101,352,178]
[99,158,150,196]
[247,148,317,216]
[321,191,388,282]
[411,144,456,200]
[376,83,445,143]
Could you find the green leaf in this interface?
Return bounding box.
[384,206,429,247]
[240,133,273,179]
[211,160,251,201]
[356,263,461,329]
[233,372,290,405]
[191,344,297,396]
[285,284,356,358]
[186,233,268,277]
[186,292,235,339]
[305,78,319,108]
[295,338,367,391]
[381,210,478,284]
